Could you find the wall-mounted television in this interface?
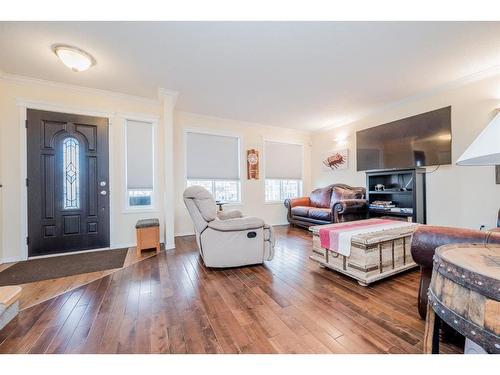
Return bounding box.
[356,106,452,171]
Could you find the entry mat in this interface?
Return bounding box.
[0,248,128,286]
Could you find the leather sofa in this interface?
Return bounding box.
[284,184,367,228]
[410,225,500,319]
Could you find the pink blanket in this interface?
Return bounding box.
[319,219,410,257]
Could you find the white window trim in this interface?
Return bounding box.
[263,139,305,203]
[186,178,242,205]
[122,115,160,213]
[183,128,243,204]
[264,178,303,204]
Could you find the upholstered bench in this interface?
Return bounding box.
[0,286,22,330]
[135,218,160,257]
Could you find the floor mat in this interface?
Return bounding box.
[0,248,128,286]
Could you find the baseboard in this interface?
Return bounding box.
[174,231,195,237]
[270,222,290,227]
[164,241,175,250]
[0,256,23,264]
[173,223,288,240]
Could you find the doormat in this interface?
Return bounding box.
[0,248,128,286]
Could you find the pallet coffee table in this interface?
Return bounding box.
[310,220,419,286]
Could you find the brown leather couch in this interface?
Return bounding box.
[284,184,367,228]
[410,225,500,319]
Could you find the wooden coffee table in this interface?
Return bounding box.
[310,220,419,286]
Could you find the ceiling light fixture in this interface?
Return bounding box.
[52,44,96,72]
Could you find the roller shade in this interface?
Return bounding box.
[265,141,303,179]
[126,120,154,189]
[186,132,240,179]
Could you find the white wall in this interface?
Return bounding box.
[311,74,500,230]
[0,75,310,262]
[173,111,311,236]
[3,70,498,262]
[0,76,169,262]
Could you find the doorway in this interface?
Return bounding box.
[27,109,110,257]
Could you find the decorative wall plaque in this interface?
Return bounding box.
[247,149,260,180]
[322,149,349,170]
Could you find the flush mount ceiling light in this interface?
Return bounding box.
[52,44,96,72]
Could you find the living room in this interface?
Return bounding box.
[1,2,499,373]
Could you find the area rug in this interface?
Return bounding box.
[0,248,128,286]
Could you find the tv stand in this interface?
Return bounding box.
[366,168,426,224]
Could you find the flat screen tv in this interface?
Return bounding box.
[356,106,452,171]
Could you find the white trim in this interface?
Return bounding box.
[16,98,115,118]
[4,72,160,105]
[157,88,180,104]
[159,90,178,251]
[121,208,161,214]
[117,112,160,123]
[317,64,500,132]
[173,221,289,239]
[183,127,243,203]
[176,110,311,135]
[19,106,28,261]
[262,139,305,202]
[122,116,159,212]
[174,231,195,238]
[18,100,114,261]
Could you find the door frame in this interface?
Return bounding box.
[17,99,114,260]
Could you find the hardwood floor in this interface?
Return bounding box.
[0,226,461,354]
[0,247,158,311]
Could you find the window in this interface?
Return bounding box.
[187,179,240,202]
[125,119,155,208]
[186,132,241,203]
[264,141,303,202]
[265,179,303,202]
[63,137,80,209]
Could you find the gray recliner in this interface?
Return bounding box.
[183,186,275,268]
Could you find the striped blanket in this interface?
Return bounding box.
[318,219,415,257]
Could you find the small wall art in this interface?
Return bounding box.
[322,149,349,170]
[247,149,260,179]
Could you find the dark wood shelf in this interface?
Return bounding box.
[368,190,412,195]
[368,209,413,217]
[366,168,426,224]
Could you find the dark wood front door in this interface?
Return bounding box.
[27,109,110,257]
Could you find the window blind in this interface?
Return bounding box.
[186,132,240,180]
[126,120,154,189]
[265,141,303,179]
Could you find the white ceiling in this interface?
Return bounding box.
[1,21,500,130]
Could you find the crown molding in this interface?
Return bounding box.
[158,87,180,107]
[318,64,500,132]
[0,72,162,106]
[176,110,312,135]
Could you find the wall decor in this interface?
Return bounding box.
[247,149,260,179]
[322,149,349,170]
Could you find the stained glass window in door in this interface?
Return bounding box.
[63,137,80,209]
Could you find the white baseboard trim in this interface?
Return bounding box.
[173,222,289,240]
[0,256,23,264]
[164,241,175,250]
[174,231,195,237]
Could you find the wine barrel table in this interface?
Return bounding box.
[424,243,500,354]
